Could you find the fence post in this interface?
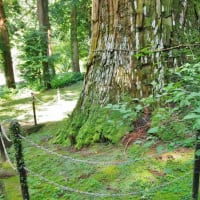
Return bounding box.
[31,92,37,126]
[0,125,6,162]
[192,130,200,200]
[10,120,29,200]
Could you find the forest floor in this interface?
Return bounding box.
[0,82,196,200]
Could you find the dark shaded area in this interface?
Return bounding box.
[0,180,6,199]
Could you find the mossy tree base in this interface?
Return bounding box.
[55,99,137,149]
[56,0,200,148]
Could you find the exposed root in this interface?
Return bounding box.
[122,107,151,152]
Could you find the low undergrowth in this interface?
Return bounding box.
[6,124,194,200]
[50,72,85,89]
[1,62,200,199]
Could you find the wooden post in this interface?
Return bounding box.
[192,130,200,200]
[31,93,37,126]
[10,120,30,200]
[0,125,6,161]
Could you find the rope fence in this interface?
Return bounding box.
[0,89,71,128]
[0,130,16,171]
[25,166,192,198]
[92,43,200,53]
[0,121,197,199]
[0,124,11,143]
[19,133,191,166]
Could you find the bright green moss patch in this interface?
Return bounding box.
[3,176,22,200]
[55,103,137,149]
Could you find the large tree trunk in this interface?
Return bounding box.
[0,0,15,89]
[70,2,80,72]
[58,0,200,148]
[37,0,55,89]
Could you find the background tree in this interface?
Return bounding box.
[37,0,55,89]
[50,0,91,72]
[70,1,80,72]
[56,0,200,148]
[0,0,15,88]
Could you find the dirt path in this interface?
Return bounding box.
[17,93,78,125]
[0,82,82,130]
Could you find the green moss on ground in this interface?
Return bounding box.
[55,102,137,149]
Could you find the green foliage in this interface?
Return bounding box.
[3,0,22,36]
[18,29,44,89]
[50,72,84,89]
[147,62,200,143]
[75,104,136,148]
[55,103,137,149]
[0,87,16,100]
[148,108,188,141]
[50,0,91,60]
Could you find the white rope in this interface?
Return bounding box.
[19,134,189,166]
[0,133,16,171]
[0,124,12,142]
[0,123,193,197]
[33,95,46,104]
[25,167,191,197]
[19,134,130,165]
[33,95,58,104]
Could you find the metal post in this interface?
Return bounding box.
[10,120,29,200]
[192,130,200,200]
[31,93,37,126]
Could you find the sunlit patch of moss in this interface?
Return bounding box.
[94,165,120,183]
[100,165,120,180]
[2,162,12,170]
[55,102,137,149]
[152,180,192,200]
[153,193,182,200]
[3,176,22,200]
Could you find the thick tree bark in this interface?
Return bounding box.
[37,0,55,89]
[59,0,200,147]
[70,2,80,72]
[0,0,15,88]
[82,0,200,105]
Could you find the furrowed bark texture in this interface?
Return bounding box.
[63,0,200,146]
[78,0,200,108]
[0,0,15,88]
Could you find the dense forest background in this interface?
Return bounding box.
[0,0,90,89]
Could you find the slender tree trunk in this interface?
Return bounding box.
[0,0,15,88]
[70,2,80,72]
[37,0,55,89]
[59,0,200,147]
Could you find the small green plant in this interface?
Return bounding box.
[0,87,16,100]
[148,108,188,141]
[146,62,200,143]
